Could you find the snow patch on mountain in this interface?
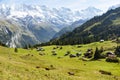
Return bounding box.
[0,4,103,47]
[109,4,120,10]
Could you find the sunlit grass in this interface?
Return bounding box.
[0,41,120,80]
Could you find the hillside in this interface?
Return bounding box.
[49,7,120,45]
[53,19,87,39]
[0,41,120,80]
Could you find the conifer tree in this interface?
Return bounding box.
[93,47,100,60]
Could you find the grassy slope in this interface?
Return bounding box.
[112,18,120,25]
[0,41,120,80]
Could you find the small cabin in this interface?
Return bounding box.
[100,39,104,42]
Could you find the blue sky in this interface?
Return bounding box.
[0,0,120,11]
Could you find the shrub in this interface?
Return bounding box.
[76,52,81,57]
[69,54,76,58]
[106,57,119,63]
[64,51,70,56]
[84,49,93,58]
[115,46,120,57]
[67,51,70,54]
[99,70,112,75]
[59,46,62,49]
[14,48,18,53]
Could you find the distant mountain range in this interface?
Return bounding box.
[0,4,103,47]
[48,7,120,45]
[53,7,103,38]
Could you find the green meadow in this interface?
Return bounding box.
[0,41,120,80]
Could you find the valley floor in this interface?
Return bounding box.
[0,41,120,80]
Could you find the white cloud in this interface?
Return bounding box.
[0,0,120,11]
[36,0,120,11]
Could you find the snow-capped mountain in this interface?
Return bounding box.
[80,7,103,19]
[109,4,120,10]
[52,7,103,39]
[0,4,103,47]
